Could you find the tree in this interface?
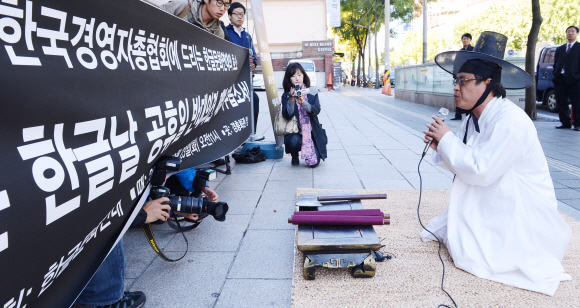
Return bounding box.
[334,0,419,85]
[453,0,580,49]
[538,0,580,44]
[389,29,448,65]
[525,0,542,120]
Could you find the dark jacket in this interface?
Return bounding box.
[281,91,328,160]
[461,45,474,51]
[553,41,580,85]
[225,24,257,66]
[220,21,232,42]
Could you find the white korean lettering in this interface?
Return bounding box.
[85,154,114,202]
[72,118,111,161]
[37,6,72,67]
[118,144,139,184]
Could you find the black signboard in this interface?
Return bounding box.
[0,1,251,307]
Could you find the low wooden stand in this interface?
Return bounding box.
[295,193,382,280]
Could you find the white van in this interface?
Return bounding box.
[287,59,317,89]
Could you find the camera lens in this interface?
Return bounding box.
[168,195,203,214]
[205,201,229,221]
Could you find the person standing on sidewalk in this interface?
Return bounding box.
[451,33,474,120]
[422,31,571,296]
[553,26,580,131]
[160,0,232,41]
[225,2,264,140]
[281,63,327,167]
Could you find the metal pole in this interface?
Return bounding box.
[423,0,427,63]
[384,0,390,71]
[248,47,256,142]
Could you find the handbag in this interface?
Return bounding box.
[274,105,299,136]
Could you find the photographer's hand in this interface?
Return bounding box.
[202,187,219,202]
[143,198,171,224]
[289,88,295,102]
[296,95,304,105]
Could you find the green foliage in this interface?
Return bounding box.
[390,29,449,65]
[453,0,580,49]
[541,0,580,44]
[333,0,421,69]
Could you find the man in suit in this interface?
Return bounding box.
[553,26,580,131]
[451,33,474,120]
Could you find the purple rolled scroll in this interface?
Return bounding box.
[288,215,389,225]
[293,209,388,218]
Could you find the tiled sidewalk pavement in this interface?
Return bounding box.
[123,87,580,307]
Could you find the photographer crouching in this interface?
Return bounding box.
[73,157,225,308]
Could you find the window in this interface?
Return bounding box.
[297,62,314,72]
[543,49,556,64]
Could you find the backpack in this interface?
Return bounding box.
[232,146,267,164]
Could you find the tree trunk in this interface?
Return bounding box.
[357,53,361,86]
[374,10,382,89]
[361,36,367,85]
[525,0,542,120]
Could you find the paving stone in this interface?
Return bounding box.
[227,230,295,279]
[343,145,382,155]
[348,154,393,166]
[554,179,580,188]
[216,173,269,191]
[554,188,580,200]
[210,189,261,215]
[379,149,421,160]
[163,214,251,252]
[312,159,356,172]
[123,228,178,279]
[401,172,454,190]
[215,279,292,308]
[230,161,274,174]
[550,171,580,180]
[359,177,414,190]
[313,171,364,189]
[128,252,234,307]
[249,198,296,230]
[260,180,313,201]
[388,159,440,173]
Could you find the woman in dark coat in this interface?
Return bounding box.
[281,63,328,167]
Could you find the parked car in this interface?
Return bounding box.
[253,73,265,90]
[287,59,317,88]
[536,45,559,112]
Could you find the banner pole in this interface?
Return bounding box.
[249,48,256,142]
[249,0,283,149]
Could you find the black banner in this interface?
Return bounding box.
[0,1,251,307]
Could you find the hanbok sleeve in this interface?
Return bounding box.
[436,119,526,187]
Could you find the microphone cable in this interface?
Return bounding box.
[417,151,457,308]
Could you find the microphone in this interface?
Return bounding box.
[423,107,449,156]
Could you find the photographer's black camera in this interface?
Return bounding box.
[292,83,310,97]
[150,156,228,222]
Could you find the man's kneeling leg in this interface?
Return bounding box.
[73,239,145,308]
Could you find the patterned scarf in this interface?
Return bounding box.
[296,86,318,166]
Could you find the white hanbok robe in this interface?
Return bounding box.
[421,97,572,296]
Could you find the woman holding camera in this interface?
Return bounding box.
[281,63,328,167]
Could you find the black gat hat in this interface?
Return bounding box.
[435,31,531,90]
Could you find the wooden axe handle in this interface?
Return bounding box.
[317,194,387,202]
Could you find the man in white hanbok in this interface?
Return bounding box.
[422,32,572,296]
